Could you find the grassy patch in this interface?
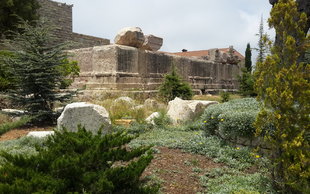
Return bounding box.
[0,116,32,136]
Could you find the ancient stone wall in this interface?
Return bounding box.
[37,0,110,48]
[69,45,241,93]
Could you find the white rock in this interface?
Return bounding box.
[27,131,55,138]
[114,96,135,105]
[145,112,160,125]
[142,34,163,51]
[57,102,111,133]
[167,97,218,124]
[1,109,25,115]
[114,27,145,48]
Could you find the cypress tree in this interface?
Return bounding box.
[245,43,252,72]
[255,0,310,192]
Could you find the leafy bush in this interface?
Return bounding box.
[0,127,158,193]
[158,65,193,102]
[238,68,256,97]
[201,98,260,139]
[220,91,231,102]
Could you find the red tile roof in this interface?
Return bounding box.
[170,48,244,59]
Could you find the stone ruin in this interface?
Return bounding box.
[69,27,243,95]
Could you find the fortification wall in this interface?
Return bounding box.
[37,0,110,48]
[69,45,240,93]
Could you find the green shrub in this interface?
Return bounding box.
[158,65,193,102]
[201,98,260,139]
[220,91,231,102]
[0,127,158,193]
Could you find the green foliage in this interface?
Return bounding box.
[1,20,78,124]
[220,91,231,102]
[245,43,252,72]
[238,68,256,97]
[56,59,80,89]
[200,168,274,194]
[255,16,270,65]
[255,0,310,192]
[152,111,172,128]
[201,98,260,139]
[0,127,158,193]
[0,50,15,91]
[0,0,40,38]
[0,116,31,135]
[158,65,193,102]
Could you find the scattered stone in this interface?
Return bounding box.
[27,131,55,138]
[114,119,135,127]
[144,98,159,109]
[114,27,145,48]
[1,109,25,116]
[133,105,144,110]
[114,96,135,105]
[142,34,163,51]
[54,107,64,114]
[57,102,111,134]
[167,97,218,124]
[145,112,160,125]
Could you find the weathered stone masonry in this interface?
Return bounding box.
[37,0,110,48]
[69,45,241,94]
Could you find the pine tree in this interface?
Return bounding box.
[245,43,252,72]
[159,65,193,102]
[0,127,158,193]
[255,0,310,192]
[0,0,40,38]
[1,20,78,124]
[255,16,270,65]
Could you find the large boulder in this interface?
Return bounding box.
[57,102,111,133]
[167,97,218,124]
[114,27,145,48]
[141,34,163,51]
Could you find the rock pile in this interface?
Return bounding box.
[114,27,163,51]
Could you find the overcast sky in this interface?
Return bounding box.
[56,0,275,60]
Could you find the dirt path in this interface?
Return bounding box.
[142,147,223,194]
[0,127,54,141]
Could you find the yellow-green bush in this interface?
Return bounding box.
[255,0,310,192]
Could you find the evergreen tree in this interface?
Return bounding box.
[245,43,252,72]
[255,0,310,192]
[0,0,40,38]
[1,20,78,124]
[159,65,193,102]
[0,127,158,193]
[255,16,270,65]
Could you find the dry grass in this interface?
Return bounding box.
[193,94,242,102]
[0,113,13,125]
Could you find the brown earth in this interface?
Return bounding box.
[142,147,224,194]
[0,126,54,141]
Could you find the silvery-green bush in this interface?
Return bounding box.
[201,98,260,139]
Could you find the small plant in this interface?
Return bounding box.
[0,127,158,193]
[158,65,193,102]
[220,91,231,102]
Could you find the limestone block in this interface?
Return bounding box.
[114,96,135,105]
[144,98,160,109]
[1,109,25,116]
[114,27,145,48]
[167,97,218,124]
[27,131,55,138]
[142,34,163,51]
[57,102,111,133]
[145,112,160,125]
